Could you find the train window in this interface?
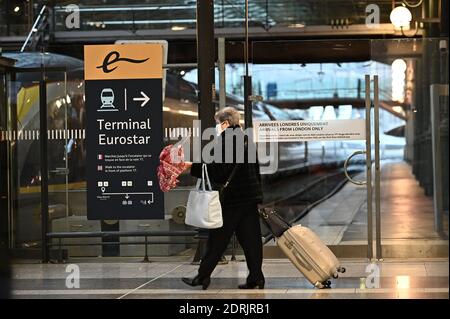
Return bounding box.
[178,80,197,99]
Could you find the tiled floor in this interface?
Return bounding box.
[11,257,448,299]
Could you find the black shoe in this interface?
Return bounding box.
[182,275,211,290]
[238,279,265,289]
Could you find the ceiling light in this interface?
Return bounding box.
[288,23,305,28]
[391,59,407,103]
[390,6,412,30]
[392,59,407,73]
[171,26,187,31]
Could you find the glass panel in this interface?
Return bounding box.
[7,74,42,251]
[4,45,199,258]
[44,69,93,256]
[370,38,449,249]
[3,55,84,255]
[49,0,397,33]
[29,50,96,257]
[47,73,69,224]
[0,0,32,36]
[251,40,371,253]
[0,69,7,248]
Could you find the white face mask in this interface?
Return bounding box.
[215,123,223,136]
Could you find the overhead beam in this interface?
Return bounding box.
[50,23,405,42]
[268,98,408,121]
[267,98,367,109]
[48,39,373,65]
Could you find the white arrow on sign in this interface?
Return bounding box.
[133,91,150,107]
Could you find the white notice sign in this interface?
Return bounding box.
[254,120,366,142]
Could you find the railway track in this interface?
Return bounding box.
[259,167,363,243]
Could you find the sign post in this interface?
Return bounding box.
[84,44,164,220]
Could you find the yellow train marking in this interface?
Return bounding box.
[20,181,86,194]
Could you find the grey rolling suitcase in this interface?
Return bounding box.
[277,225,345,288]
[259,207,346,288]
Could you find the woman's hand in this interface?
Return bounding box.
[184,161,193,171]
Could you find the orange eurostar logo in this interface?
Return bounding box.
[84,44,163,80]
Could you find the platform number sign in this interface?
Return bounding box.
[84,44,164,220]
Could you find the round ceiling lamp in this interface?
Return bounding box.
[390,6,412,30]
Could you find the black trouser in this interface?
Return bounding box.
[198,203,264,283]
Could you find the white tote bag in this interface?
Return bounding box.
[185,164,223,229]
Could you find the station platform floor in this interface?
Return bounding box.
[296,160,449,246]
[9,160,448,299]
[10,257,449,299]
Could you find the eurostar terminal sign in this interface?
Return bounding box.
[85,44,164,220]
[253,120,366,142]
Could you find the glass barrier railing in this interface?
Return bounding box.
[371,38,449,248]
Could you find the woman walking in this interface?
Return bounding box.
[182,107,265,290]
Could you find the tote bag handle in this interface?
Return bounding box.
[195,163,213,191]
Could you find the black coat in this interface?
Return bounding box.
[191,125,263,208]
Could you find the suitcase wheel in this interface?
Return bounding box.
[314,282,325,289]
[315,280,332,289]
[332,272,339,279]
[337,266,346,273]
